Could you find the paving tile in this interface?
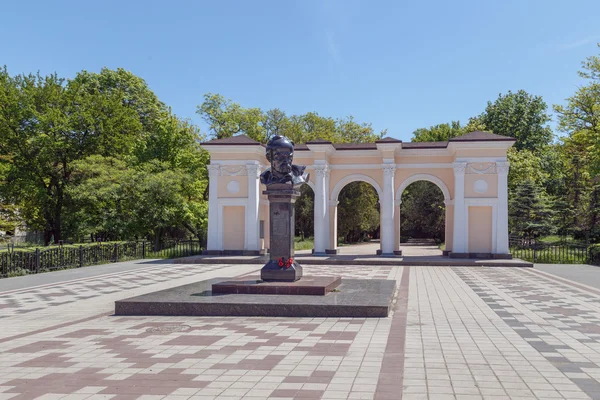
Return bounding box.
[5,261,600,400]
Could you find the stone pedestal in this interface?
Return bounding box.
[261,184,303,282]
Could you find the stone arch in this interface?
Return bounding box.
[395,173,451,203]
[330,174,383,202]
[394,173,452,253]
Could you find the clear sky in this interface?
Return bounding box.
[2,0,600,141]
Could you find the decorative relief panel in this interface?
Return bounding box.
[466,162,496,175]
[220,166,248,176]
[207,164,221,177]
[473,179,488,194]
[226,180,240,194]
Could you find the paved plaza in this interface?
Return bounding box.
[1,261,600,399]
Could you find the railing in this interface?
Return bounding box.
[509,237,591,264]
[0,240,203,278]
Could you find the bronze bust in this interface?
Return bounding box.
[260,135,309,186]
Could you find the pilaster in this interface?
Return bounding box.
[394,199,401,253]
[496,161,510,254]
[207,164,221,251]
[380,163,396,255]
[313,164,329,255]
[452,162,467,254]
[246,164,261,252]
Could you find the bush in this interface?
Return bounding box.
[589,244,600,265]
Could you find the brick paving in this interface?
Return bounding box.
[2,262,600,399]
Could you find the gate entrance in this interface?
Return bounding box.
[202,131,514,258]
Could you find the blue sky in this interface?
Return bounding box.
[2,0,599,141]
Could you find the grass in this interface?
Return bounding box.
[439,242,445,250]
[537,235,575,243]
[294,237,314,251]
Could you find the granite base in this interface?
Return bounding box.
[115,278,395,318]
[212,275,341,296]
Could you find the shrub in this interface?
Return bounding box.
[589,244,600,265]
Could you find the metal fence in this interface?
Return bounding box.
[509,237,591,264]
[0,240,203,278]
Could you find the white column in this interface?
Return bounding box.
[207,164,220,251]
[246,164,261,252]
[452,162,467,254]
[329,200,338,252]
[381,164,396,255]
[496,162,510,254]
[313,164,329,255]
[394,199,401,253]
[323,167,331,251]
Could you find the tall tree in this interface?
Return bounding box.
[411,121,465,142]
[0,68,141,244]
[554,43,600,175]
[479,90,553,151]
[509,180,555,241]
[197,93,266,142]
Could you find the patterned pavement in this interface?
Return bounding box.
[1,261,600,399]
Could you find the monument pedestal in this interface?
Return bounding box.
[261,184,303,282]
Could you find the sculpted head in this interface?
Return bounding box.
[266,135,294,175]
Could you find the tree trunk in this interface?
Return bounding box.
[44,229,53,246]
[53,188,63,244]
[154,228,163,252]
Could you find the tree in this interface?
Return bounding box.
[400,181,445,241]
[554,43,600,176]
[506,148,548,192]
[412,121,465,142]
[509,180,555,241]
[0,67,142,244]
[0,203,19,241]
[479,90,553,151]
[294,185,314,240]
[197,94,385,145]
[68,156,208,246]
[337,182,380,243]
[197,93,266,142]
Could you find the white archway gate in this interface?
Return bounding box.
[201,131,515,258]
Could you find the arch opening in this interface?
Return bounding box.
[398,180,447,255]
[333,180,381,254]
[294,184,314,251]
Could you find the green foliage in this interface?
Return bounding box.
[479,90,554,151]
[7,268,28,277]
[589,243,600,265]
[295,185,314,239]
[555,44,600,176]
[506,148,548,191]
[294,236,314,251]
[337,182,380,243]
[0,67,143,244]
[400,181,445,241]
[0,203,19,240]
[197,93,385,144]
[411,121,465,142]
[0,66,208,246]
[509,180,555,240]
[68,156,208,244]
[197,93,267,142]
